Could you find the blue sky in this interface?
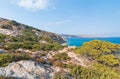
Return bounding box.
[0,0,120,37]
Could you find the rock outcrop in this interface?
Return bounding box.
[0,60,53,79]
[0,49,8,54]
[0,17,66,44]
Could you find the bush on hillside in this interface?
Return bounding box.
[0,53,30,67]
[0,34,6,42]
[53,71,70,79]
[74,40,120,67]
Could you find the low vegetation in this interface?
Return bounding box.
[0,53,30,67]
[0,75,16,79]
[72,40,120,79]
[53,53,71,61]
[74,40,120,67]
[0,34,6,42]
[1,26,120,79]
[49,52,71,68]
[0,29,64,51]
[53,71,70,79]
[53,40,120,79]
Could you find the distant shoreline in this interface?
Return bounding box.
[59,34,120,39]
[63,37,120,39]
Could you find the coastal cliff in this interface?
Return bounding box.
[0,17,65,44]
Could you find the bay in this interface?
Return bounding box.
[66,37,120,47]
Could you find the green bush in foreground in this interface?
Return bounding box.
[53,63,120,79]
[73,40,120,79]
[0,53,30,67]
[0,34,6,42]
[69,64,120,79]
[53,53,71,61]
[53,71,70,79]
[50,53,71,68]
[74,40,120,67]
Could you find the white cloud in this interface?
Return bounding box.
[14,0,52,11]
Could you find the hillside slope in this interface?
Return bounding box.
[0,17,65,44]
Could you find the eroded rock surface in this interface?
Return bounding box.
[0,60,53,79]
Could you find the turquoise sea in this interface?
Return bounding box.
[66,37,120,47]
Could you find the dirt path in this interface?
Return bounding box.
[67,52,87,67]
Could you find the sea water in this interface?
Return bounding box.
[66,37,120,47]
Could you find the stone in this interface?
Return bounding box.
[0,60,51,79]
[0,49,8,54]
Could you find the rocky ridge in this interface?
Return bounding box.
[0,17,65,44]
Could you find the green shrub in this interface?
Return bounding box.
[97,54,119,67]
[32,43,63,51]
[0,54,13,67]
[53,72,70,79]
[53,53,71,61]
[74,40,120,67]
[9,20,19,26]
[73,40,120,79]
[50,53,71,68]
[69,64,120,79]
[0,34,6,42]
[0,25,13,30]
[0,53,30,67]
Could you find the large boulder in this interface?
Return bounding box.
[0,49,8,54]
[0,60,52,79]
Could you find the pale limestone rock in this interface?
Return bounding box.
[0,49,8,54]
[0,60,50,79]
